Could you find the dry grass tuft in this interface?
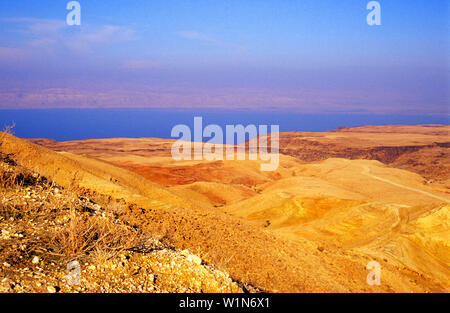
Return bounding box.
[50,212,142,261]
[0,123,15,139]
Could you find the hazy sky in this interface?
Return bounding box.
[0,0,448,115]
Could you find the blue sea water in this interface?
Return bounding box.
[0,109,448,143]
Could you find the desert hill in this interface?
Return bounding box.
[278,125,450,183]
[0,131,416,293]
[31,124,449,187]
[2,124,449,292]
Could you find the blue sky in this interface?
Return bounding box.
[0,0,448,115]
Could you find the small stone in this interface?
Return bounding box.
[2,262,11,267]
[1,230,10,239]
[186,254,202,265]
[32,256,39,264]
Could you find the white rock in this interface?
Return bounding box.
[186,254,202,265]
[32,256,40,264]
[1,230,10,239]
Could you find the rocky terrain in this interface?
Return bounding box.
[0,150,242,293]
[1,124,449,293]
[278,125,450,183]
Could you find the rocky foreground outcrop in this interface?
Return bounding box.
[0,152,242,293]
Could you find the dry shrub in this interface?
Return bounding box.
[0,168,41,188]
[51,212,141,261]
[0,123,15,144]
[0,201,28,222]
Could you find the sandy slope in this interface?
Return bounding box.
[222,157,449,287]
[0,133,394,292]
[15,125,450,292]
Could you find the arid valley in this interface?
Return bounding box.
[0,124,448,293]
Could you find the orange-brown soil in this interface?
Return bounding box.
[278,125,450,183]
[1,124,447,292]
